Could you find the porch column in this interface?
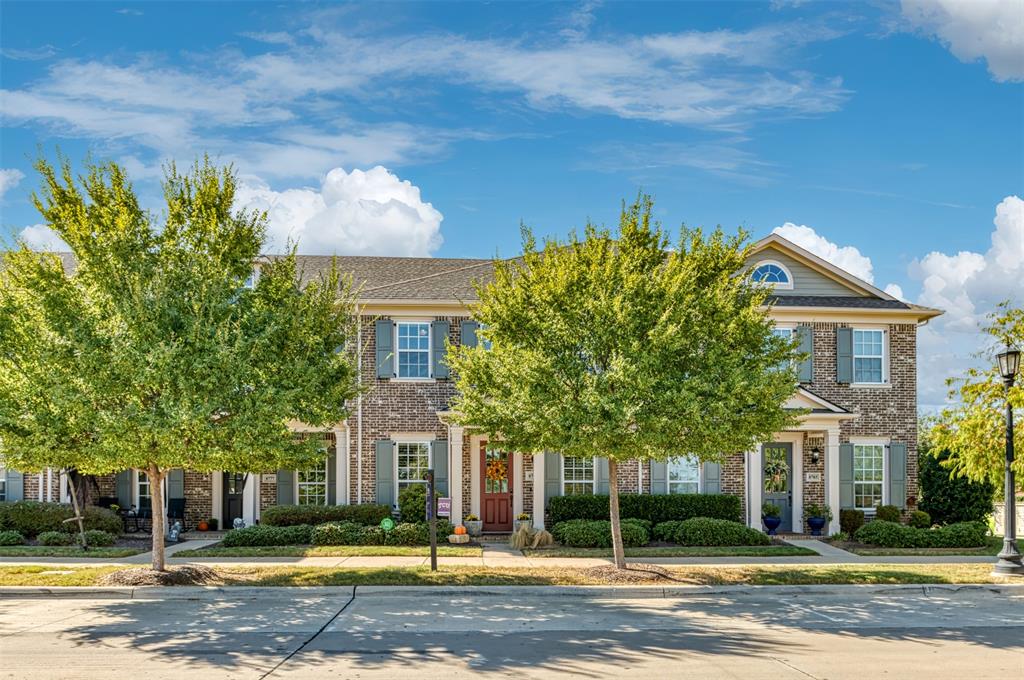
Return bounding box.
[513,452,524,518]
[532,453,545,529]
[825,426,841,534]
[450,425,465,525]
[211,471,223,526]
[333,426,347,505]
[747,444,763,529]
[242,473,257,527]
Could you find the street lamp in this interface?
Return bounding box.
[993,345,1023,577]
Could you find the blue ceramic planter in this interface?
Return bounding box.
[807,516,827,536]
[762,515,782,536]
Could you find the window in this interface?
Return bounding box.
[853,329,885,383]
[396,442,430,494]
[136,470,151,508]
[297,460,328,505]
[243,268,260,289]
[853,444,885,510]
[562,456,595,495]
[397,322,431,378]
[751,261,792,289]
[773,327,793,341]
[668,457,700,494]
[0,468,6,502]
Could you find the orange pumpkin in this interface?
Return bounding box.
[197,521,209,532]
[454,525,467,536]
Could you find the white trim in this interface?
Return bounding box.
[532,453,545,530]
[512,452,524,518]
[335,427,347,506]
[825,427,841,534]
[59,471,69,504]
[751,259,794,290]
[560,455,597,496]
[394,319,433,380]
[242,473,257,526]
[450,426,465,525]
[666,456,702,495]
[747,445,763,529]
[470,434,483,518]
[850,326,889,386]
[295,456,330,506]
[211,471,224,526]
[393,439,432,501]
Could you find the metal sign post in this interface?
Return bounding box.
[425,468,437,571]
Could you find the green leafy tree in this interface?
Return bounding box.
[0,158,359,571]
[448,195,800,569]
[931,303,1023,494]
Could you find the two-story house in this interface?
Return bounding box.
[0,234,941,536]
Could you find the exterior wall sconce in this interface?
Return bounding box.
[811,447,822,465]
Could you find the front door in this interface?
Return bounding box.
[762,443,793,530]
[481,445,512,532]
[223,472,246,526]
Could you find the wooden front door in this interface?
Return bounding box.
[223,472,246,526]
[481,445,513,532]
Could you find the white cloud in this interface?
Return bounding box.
[0,168,25,200]
[771,222,876,283]
[235,166,444,256]
[884,283,906,300]
[901,0,1024,82]
[18,224,68,251]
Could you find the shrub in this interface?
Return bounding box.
[653,518,769,546]
[875,505,902,523]
[0,530,25,545]
[551,519,649,548]
[761,502,781,518]
[548,493,742,525]
[79,530,116,547]
[260,504,391,527]
[919,449,996,525]
[221,524,313,547]
[398,484,444,524]
[311,521,378,546]
[802,503,833,522]
[908,510,932,529]
[853,520,987,548]
[79,506,123,536]
[840,509,865,536]
[37,531,74,546]
[384,521,455,546]
[0,501,121,537]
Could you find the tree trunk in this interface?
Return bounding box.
[64,469,88,550]
[608,458,626,569]
[149,464,166,572]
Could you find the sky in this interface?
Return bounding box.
[0,0,1022,411]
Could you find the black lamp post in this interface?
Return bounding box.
[994,345,1023,577]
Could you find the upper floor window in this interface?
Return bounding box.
[243,268,260,290]
[562,456,595,496]
[397,322,431,379]
[668,456,700,494]
[297,458,328,506]
[853,444,884,510]
[854,329,885,383]
[750,261,793,290]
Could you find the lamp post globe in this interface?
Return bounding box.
[993,344,1023,577]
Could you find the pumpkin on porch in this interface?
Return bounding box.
[453,525,467,536]
[197,521,209,532]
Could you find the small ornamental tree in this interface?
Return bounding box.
[448,196,800,569]
[0,158,359,571]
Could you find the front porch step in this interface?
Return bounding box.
[477,533,512,542]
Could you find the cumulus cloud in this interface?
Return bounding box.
[235,166,444,256]
[18,223,68,251]
[901,0,1024,82]
[884,283,906,300]
[0,168,25,200]
[772,222,876,283]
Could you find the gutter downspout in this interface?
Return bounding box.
[357,315,363,505]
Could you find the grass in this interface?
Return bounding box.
[0,546,143,558]
[172,545,483,558]
[838,537,1005,557]
[0,563,1006,587]
[525,545,817,558]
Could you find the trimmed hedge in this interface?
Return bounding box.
[908,510,932,529]
[38,531,74,546]
[260,504,391,528]
[0,530,25,546]
[840,509,865,536]
[551,519,649,548]
[853,520,987,548]
[311,520,454,546]
[875,505,902,523]
[79,530,116,547]
[0,501,122,537]
[548,494,742,526]
[222,524,314,547]
[653,518,770,546]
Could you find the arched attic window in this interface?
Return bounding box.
[750,260,793,290]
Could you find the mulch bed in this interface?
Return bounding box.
[98,565,221,586]
[583,564,692,584]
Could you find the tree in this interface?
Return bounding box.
[918,427,995,524]
[0,157,359,571]
[448,196,799,569]
[931,303,1023,494]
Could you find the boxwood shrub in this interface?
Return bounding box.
[310,520,454,546]
[221,524,314,547]
[0,530,25,546]
[551,519,649,548]
[0,501,121,537]
[853,520,987,548]
[548,494,741,526]
[874,505,902,523]
[37,531,74,546]
[79,530,116,547]
[260,504,391,527]
[653,518,770,546]
[840,509,865,536]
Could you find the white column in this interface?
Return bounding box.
[470,436,482,518]
[532,453,545,529]
[791,435,804,533]
[637,459,643,494]
[334,427,347,505]
[513,452,524,518]
[242,473,257,527]
[211,471,223,526]
[38,472,44,501]
[59,471,69,503]
[450,426,465,525]
[826,426,841,534]
[46,468,53,502]
[747,445,763,529]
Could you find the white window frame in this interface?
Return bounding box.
[0,467,6,502]
[852,327,888,386]
[479,322,493,351]
[395,320,433,380]
[667,456,701,495]
[394,439,432,498]
[295,457,329,506]
[243,267,260,290]
[850,438,889,511]
[750,260,794,290]
[133,469,152,508]
[561,456,596,496]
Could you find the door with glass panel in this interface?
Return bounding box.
[762,443,793,529]
[223,472,246,526]
[480,445,512,531]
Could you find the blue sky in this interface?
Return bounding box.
[0,0,1022,408]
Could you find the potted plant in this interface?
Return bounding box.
[514,513,532,533]
[464,514,483,537]
[762,501,782,535]
[802,503,833,536]
[207,517,219,531]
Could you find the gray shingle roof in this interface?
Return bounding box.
[771,295,909,310]
[290,255,494,300]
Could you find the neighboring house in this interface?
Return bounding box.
[1,235,941,535]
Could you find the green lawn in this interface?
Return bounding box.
[0,546,144,558]
[173,544,483,558]
[525,545,817,558]
[839,537,1005,557]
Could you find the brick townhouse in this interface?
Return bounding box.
[0,234,941,535]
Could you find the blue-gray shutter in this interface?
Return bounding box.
[375,319,394,379]
[796,325,814,383]
[888,443,907,509]
[839,443,854,508]
[5,469,23,501]
[116,470,132,507]
[836,327,853,383]
[650,461,668,495]
[544,452,562,506]
[460,320,479,349]
[376,440,395,508]
[327,447,338,505]
[595,457,609,494]
[276,470,295,505]
[167,469,185,500]
[703,461,721,494]
[431,320,450,379]
[431,440,448,495]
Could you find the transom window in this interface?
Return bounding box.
[397,322,431,379]
[853,444,884,510]
[668,457,700,494]
[853,329,885,383]
[397,442,431,494]
[751,261,792,288]
[562,456,595,496]
[297,459,328,506]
